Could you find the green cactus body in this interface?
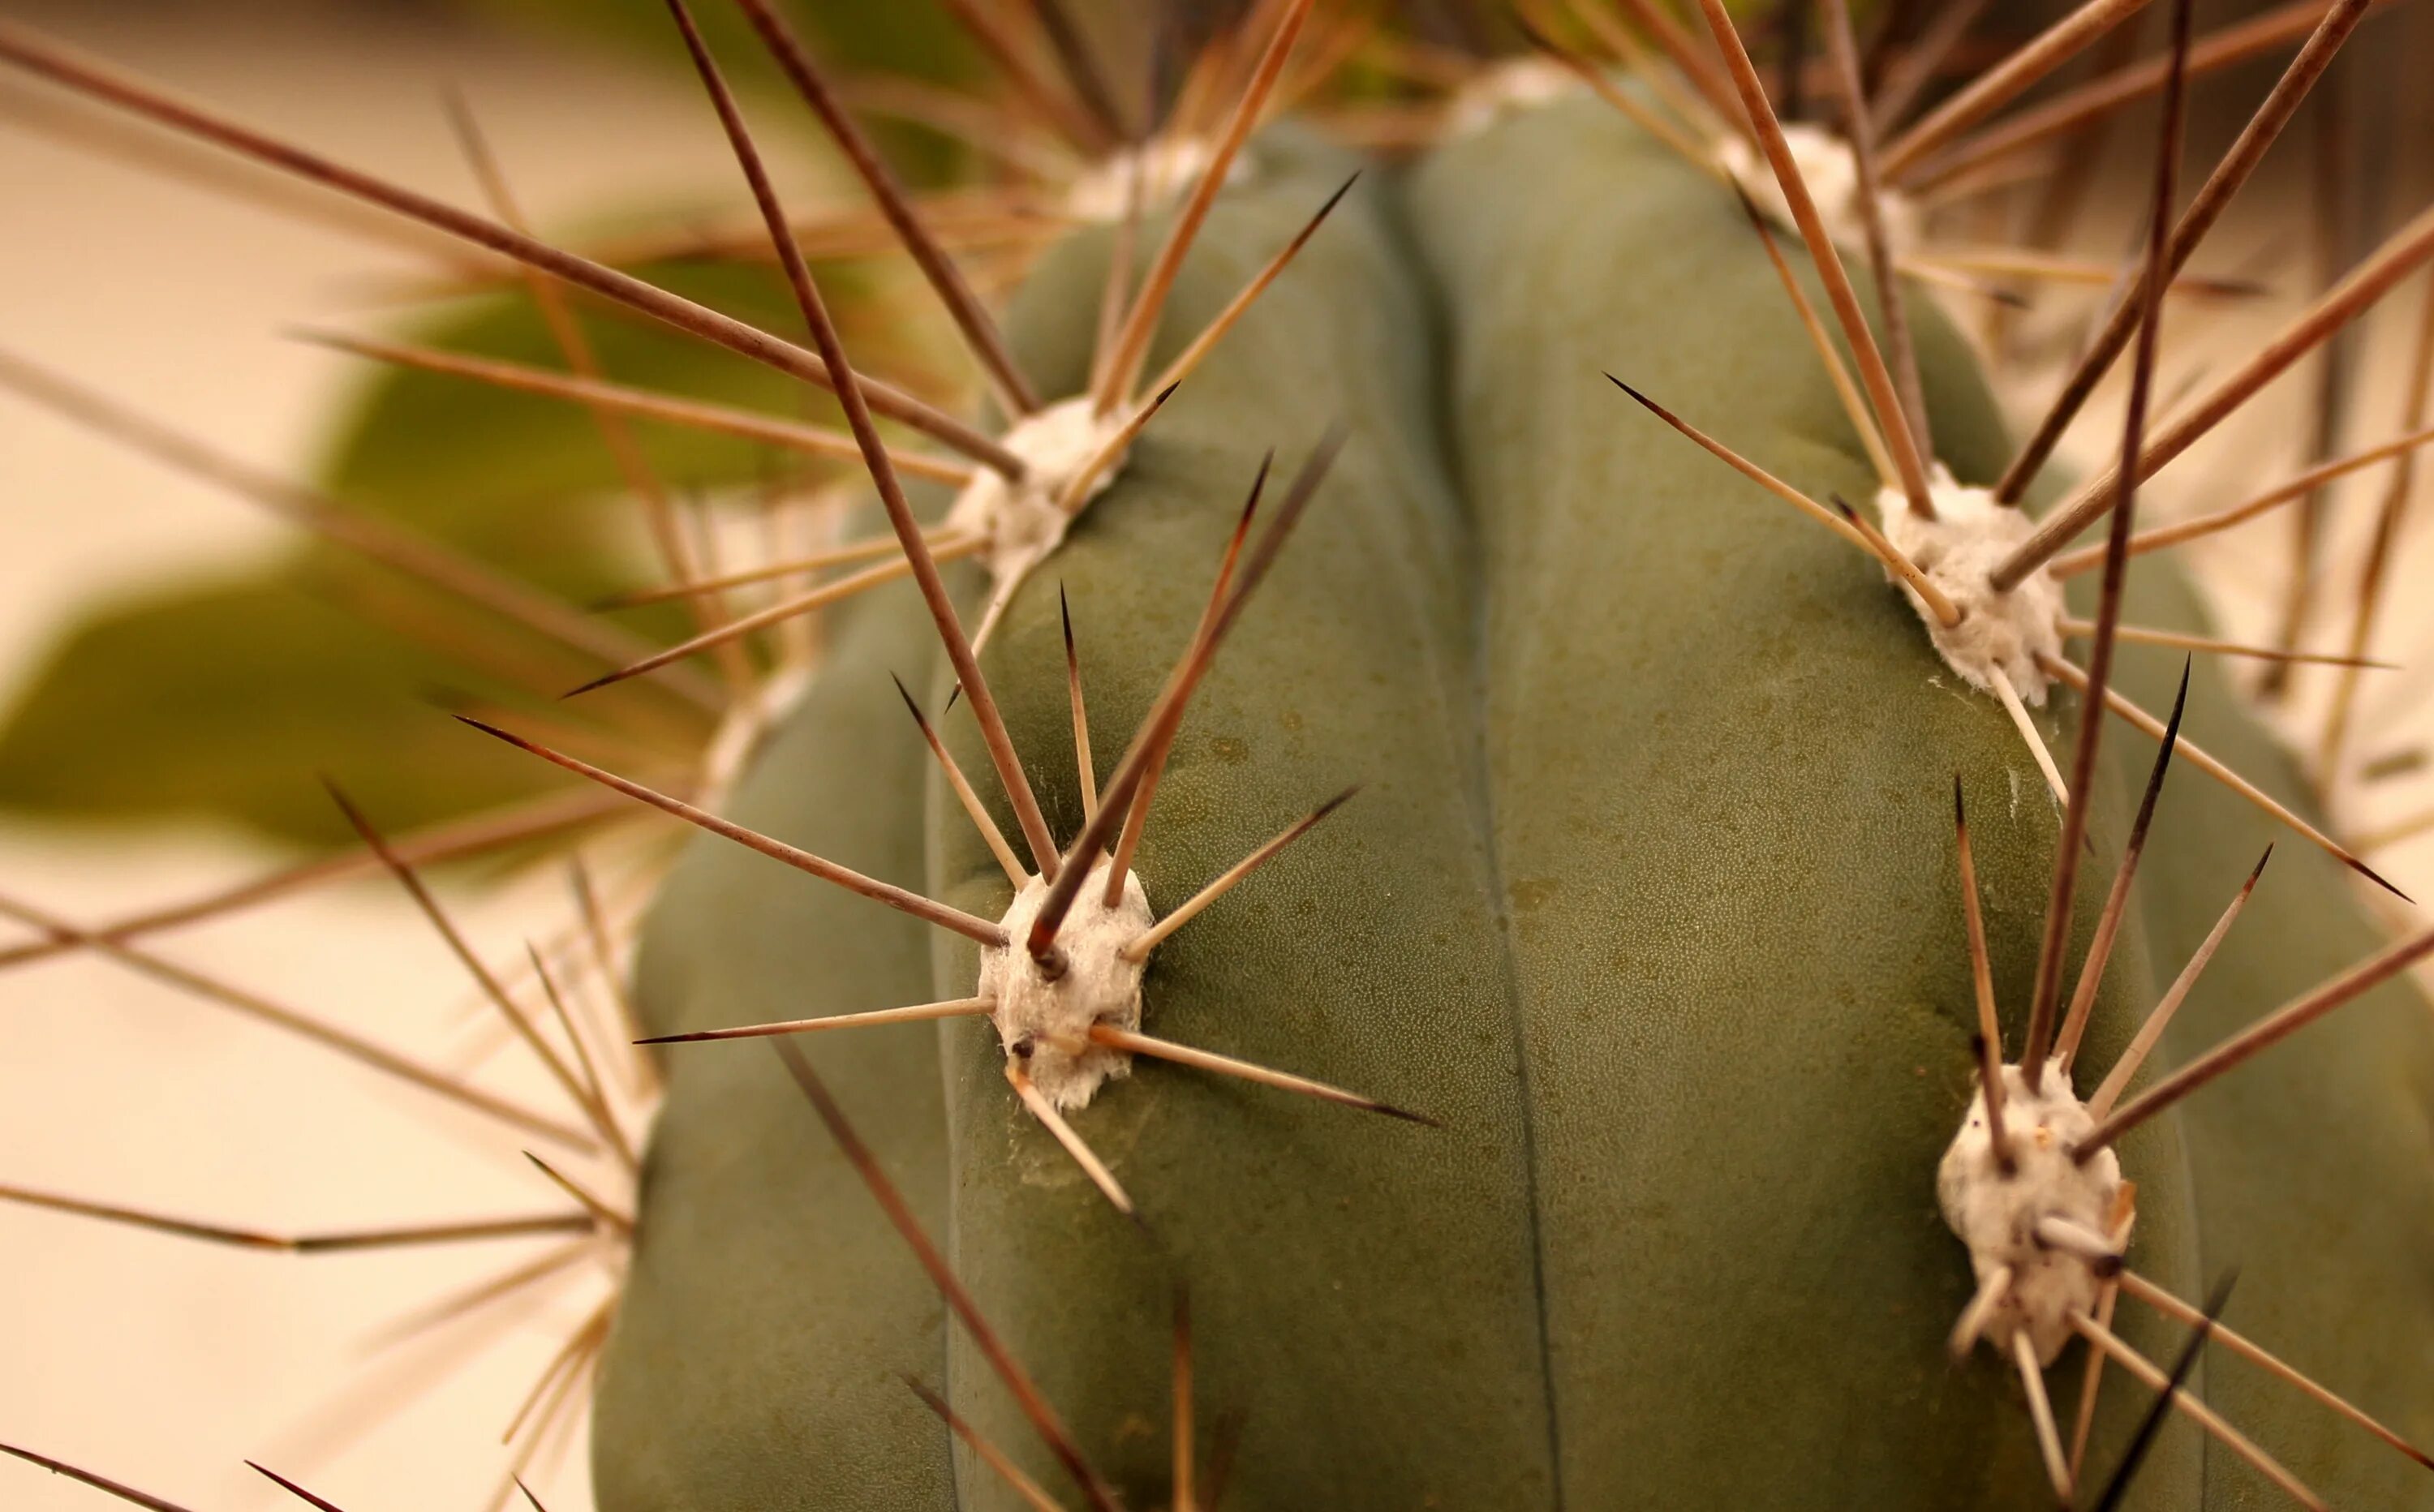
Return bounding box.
[928,131,1555,1510]
[598,102,2434,1510]
[1411,93,2199,1507]
[591,584,953,1508]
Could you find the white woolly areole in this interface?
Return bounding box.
[1444,56,1576,137]
[1716,124,1921,257]
[947,397,1130,631]
[1937,1061,2122,1365]
[1880,470,2065,702]
[981,857,1155,1111]
[1064,138,1249,222]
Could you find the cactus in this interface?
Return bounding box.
[3,3,2434,1511]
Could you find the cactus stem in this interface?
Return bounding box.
[905,1377,1071,1512]
[521,1153,634,1236]
[2072,1310,2329,1509]
[1060,384,1179,514]
[1,1440,197,1511]
[773,1039,1125,1512]
[2075,920,2434,1160]
[1084,1025,1434,1127]
[1136,174,1358,411]
[454,717,1013,946]
[302,332,980,493]
[2038,654,2397,891]
[1731,185,1899,491]
[637,996,997,1046]
[2061,621,2400,671]
[2010,1328,2075,1501]
[1106,460,1268,909]
[1032,435,1340,956]
[1830,495,1965,629]
[1120,787,1359,962]
[2053,666,2188,1072]
[2118,1269,2434,1471]
[1693,0,1937,517]
[1100,0,1314,410]
[732,0,1043,419]
[0,1183,597,1253]
[1007,1058,1141,1219]
[1061,588,1099,823]
[1516,15,1709,165]
[1600,376,1945,611]
[2088,848,2272,1119]
[897,672,1032,890]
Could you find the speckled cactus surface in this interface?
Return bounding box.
[592,102,2434,1510]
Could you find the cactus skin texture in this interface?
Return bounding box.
[597,105,2434,1509]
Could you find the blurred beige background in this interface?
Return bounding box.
[0,3,763,1508]
[2,3,2432,1511]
